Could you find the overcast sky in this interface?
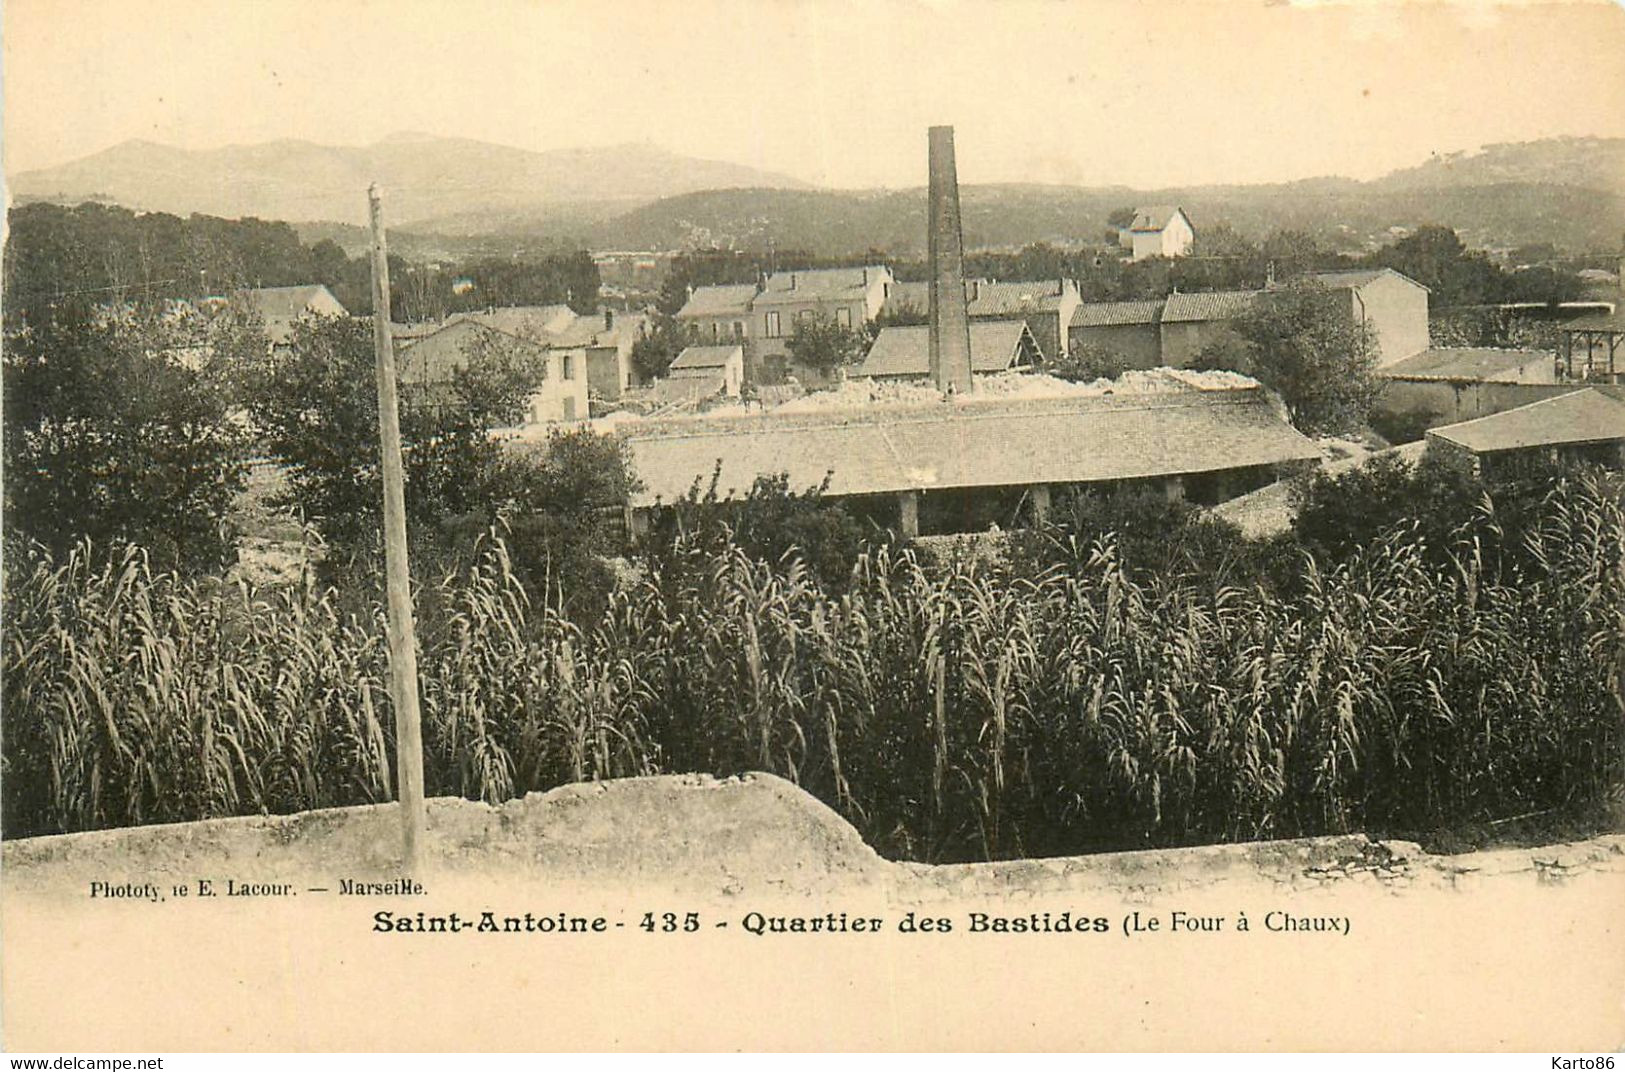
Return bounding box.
[5,0,1624,189]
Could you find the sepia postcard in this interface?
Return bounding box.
[3,0,1624,1054]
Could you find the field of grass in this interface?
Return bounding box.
[3,470,1621,862]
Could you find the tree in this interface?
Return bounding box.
[630,311,687,382]
[646,467,886,592]
[1049,341,1128,383]
[453,428,644,622]
[1220,279,1380,434]
[243,316,538,557]
[2,302,250,570]
[785,312,867,373]
[870,298,927,329]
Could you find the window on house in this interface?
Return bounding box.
[766,311,782,338]
[836,307,852,329]
[711,322,720,342]
[563,354,576,381]
[733,321,744,339]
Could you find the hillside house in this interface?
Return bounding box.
[397,318,587,424]
[1123,206,1195,262]
[237,284,348,344]
[855,321,1041,380]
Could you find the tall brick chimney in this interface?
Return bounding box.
[928,125,974,394]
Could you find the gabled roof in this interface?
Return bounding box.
[676,284,759,319]
[237,284,345,321]
[1427,389,1625,454]
[1310,267,1428,293]
[753,266,890,306]
[396,318,546,385]
[1382,347,1550,383]
[670,344,742,371]
[1071,299,1165,328]
[613,390,1319,508]
[545,311,649,349]
[1161,290,1260,323]
[882,279,1072,318]
[456,304,577,339]
[1130,206,1187,232]
[236,284,347,342]
[855,321,1039,378]
[968,280,1074,315]
[646,371,728,404]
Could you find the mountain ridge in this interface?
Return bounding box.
[13,134,1625,256]
[10,133,813,225]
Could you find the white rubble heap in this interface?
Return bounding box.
[500,367,1265,442]
[773,368,1258,413]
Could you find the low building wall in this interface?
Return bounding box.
[1378,379,1590,430]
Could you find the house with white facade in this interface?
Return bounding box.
[1124,206,1196,262]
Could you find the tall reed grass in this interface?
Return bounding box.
[5,471,1620,861]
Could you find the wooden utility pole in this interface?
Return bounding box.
[368,184,427,872]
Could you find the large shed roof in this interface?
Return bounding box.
[613,389,1320,507]
[1427,389,1625,455]
[1382,347,1550,383]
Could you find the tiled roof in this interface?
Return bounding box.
[855,321,1038,378]
[968,280,1071,315]
[1130,206,1185,232]
[646,371,727,404]
[882,282,931,315]
[1382,348,1550,383]
[676,284,759,318]
[754,266,889,305]
[396,319,545,385]
[457,305,577,339]
[1427,389,1625,454]
[545,311,649,349]
[1161,290,1260,323]
[882,279,1070,318]
[613,389,1319,507]
[237,284,343,321]
[1071,299,1165,327]
[1310,268,1427,292]
[670,344,742,371]
[236,284,346,342]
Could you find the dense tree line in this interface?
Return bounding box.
[4,202,602,331]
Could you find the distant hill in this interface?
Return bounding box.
[1374,136,1625,193]
[582,176,1625,258]
[12,134,1624,257]
[9,132,811,226]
